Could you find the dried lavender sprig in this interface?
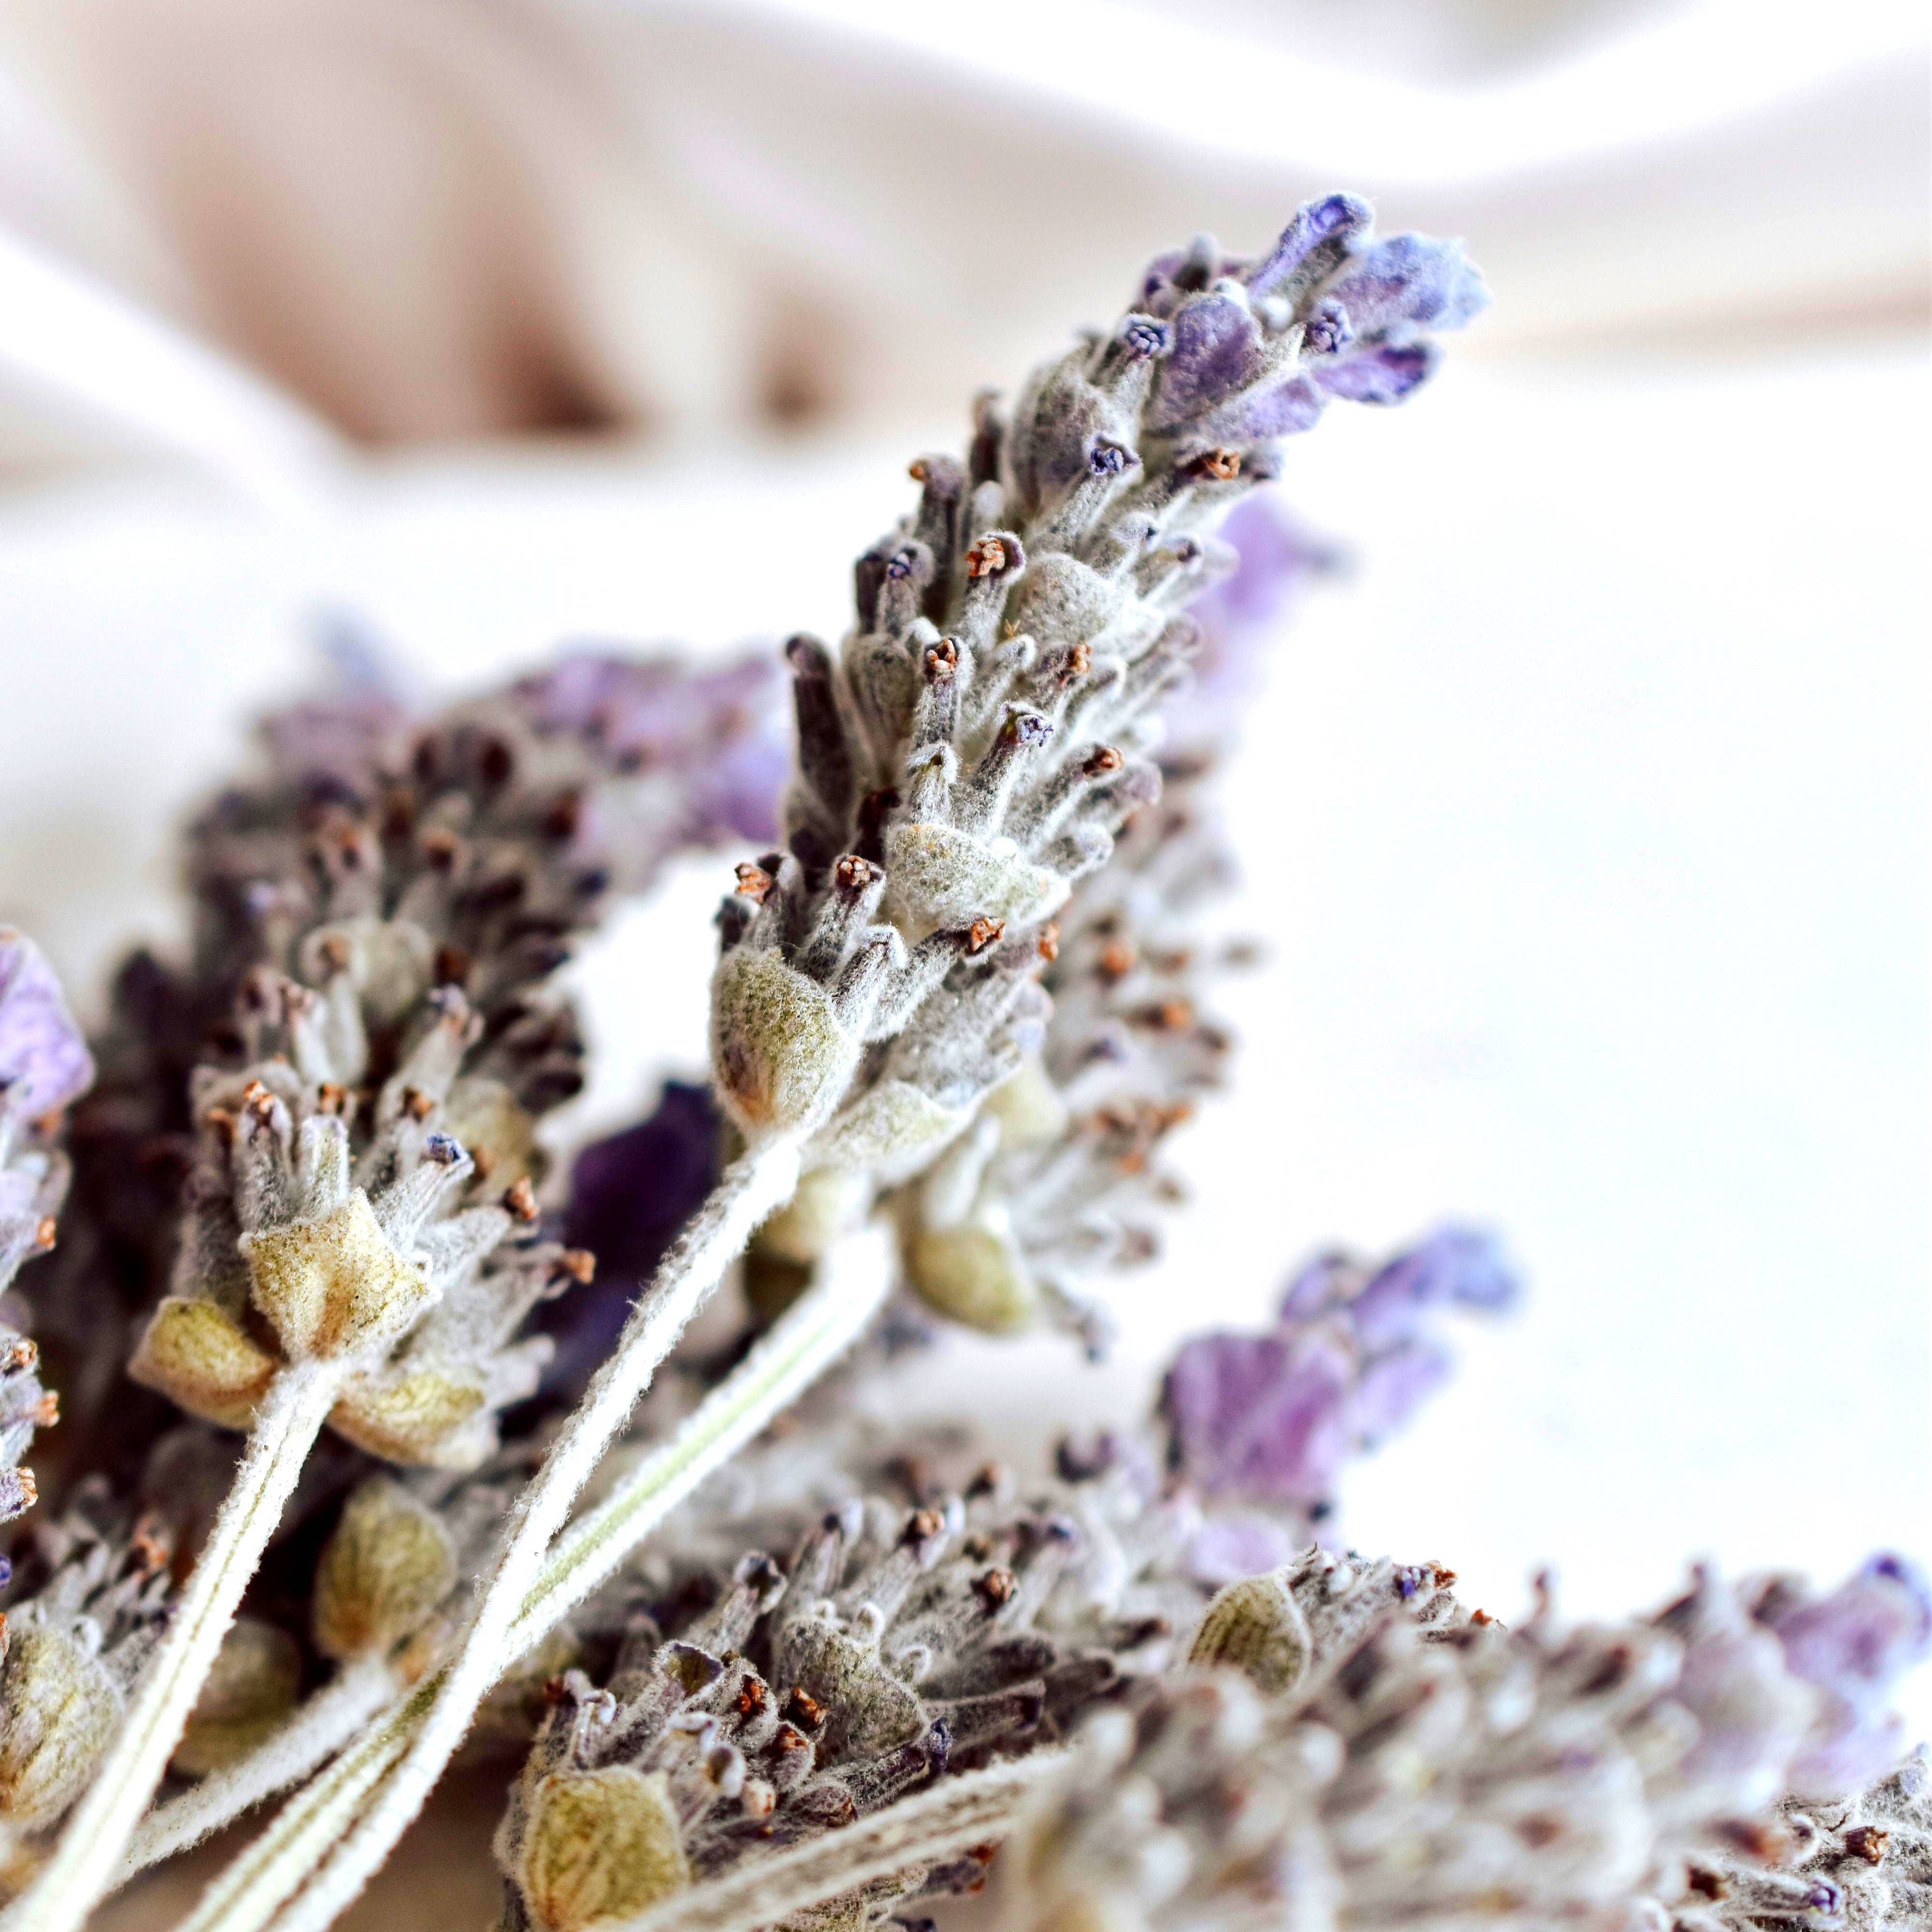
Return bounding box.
[119,1657,396,1877]
[7,650,788,1924]
[44,640,781,1468]
[7,1359,339,1932]
[992,1548,1930,1931]
[0,929,93,1523]
[184,193,1486,1932]
[490,1465,1186,1926]
[173,1222,894,1932]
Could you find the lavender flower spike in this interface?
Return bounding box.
[1130,191,1490,448]
[0,930,90,1524]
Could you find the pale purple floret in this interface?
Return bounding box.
[541,1081,722,1394]
[0,931,94,1122]
[1164,498,1343,752]
[1762,1553,1932,1795]
[1345,1224,1520,1346]
[1138,191,1489,446]
[260,612,416,792]
[1163,1330,1355,1508]
[511,650,788,842]
[1657,1567,1822,1805]
[1163,1224,1520,1511]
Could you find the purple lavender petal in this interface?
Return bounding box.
[516,649,788,845]
[1187,1510,1300,1588]
[1299,298,1354,360]
[1245,193,1374,301]
[1764,1555,1932,1795]
[1790,1709,1914,1800]
[0,931,94,1119]
[1163,1330,1354,1505]
[1349,1225,1520,1348]
[1768,1555,1932,1706]
[1148,294,1265,428]
[1313,341,1439,406]
[1194,373,1329,443]
[1662,1573,1821,1796]
[261,610,416,793]
[1321,233,1491,338]
[1193,499,1343,635]
[1275,1248,1354,1324]
[1166,501,1343,753]
[537,1081,721,1394]
[1349,1338,1452,1441]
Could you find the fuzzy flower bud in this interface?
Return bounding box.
[0,1490,173,1834]
[312,1477,459,1664]
[129,1021,592,1467]
[172,1618,302,1777]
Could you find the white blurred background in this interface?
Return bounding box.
[0,0,1926,1863]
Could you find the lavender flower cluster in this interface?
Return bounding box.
[0,193,1920,1932]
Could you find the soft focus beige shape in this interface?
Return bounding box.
[883,820,1069,940]
[313,1477,458,1662]
[754,1164,869,1266]
[805,1079,970,1185]
[517,1766,690,1930]
[984,1056,1069,1148]
[0,1623,122,1829]
[1188,1565,1315,1696]
[171,1617,302,1777]
[328,1365,488,1469]
[908,1222,1038,1335]
[126,1295,278,1430]
[297,917,435,1028]
[438,1076,540,1192]
[241,1191,435,1360]
[709,945,860,1140]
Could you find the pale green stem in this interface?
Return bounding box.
[5,1360,342,1932]
[187,1193,890,1932]
[120,1655,397,1879]
[621,1750,1065,1932]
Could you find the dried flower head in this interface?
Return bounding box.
[0,1487,173,1839]
[997,1548,1929,1932]
[492,1418,1297,1929]
[718,193,1483,1344]
[90,646,772,1463]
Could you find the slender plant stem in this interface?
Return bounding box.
[120,1655,397,1879]
[511,1216,890,1646]
[174,1685,430,1932]
[622,1750,1065,1932]
[187,1147,893,1932]
[5,1360,341,1932]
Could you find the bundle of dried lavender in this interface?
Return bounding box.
[0,188,1921,1932]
